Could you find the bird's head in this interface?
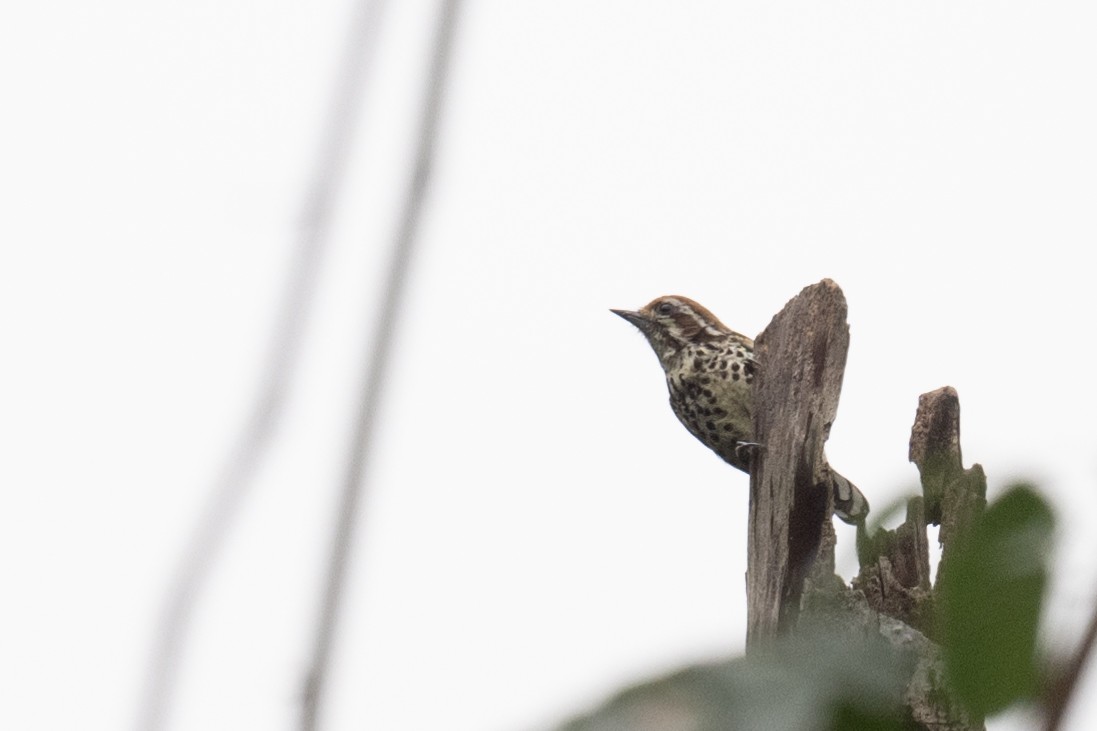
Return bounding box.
[611,295,736,368]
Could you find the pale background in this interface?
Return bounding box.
[2,1,1096,729]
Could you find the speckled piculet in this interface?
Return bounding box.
[612,295,869,524]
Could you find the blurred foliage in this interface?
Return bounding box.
[557,629,916,731]
[557,483,1068,731]
[938,483,1054,717]
[855,491,921,567]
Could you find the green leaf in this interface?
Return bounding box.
[938,483,1054,716]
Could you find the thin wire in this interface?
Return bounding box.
[299,0,464,728]
[134,1,388,729]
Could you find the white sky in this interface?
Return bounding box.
[3,1,1097,730]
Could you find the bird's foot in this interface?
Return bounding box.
[734,441,764,466]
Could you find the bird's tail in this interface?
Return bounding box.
[829,470,869,525]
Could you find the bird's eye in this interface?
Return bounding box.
[655,302,674,316]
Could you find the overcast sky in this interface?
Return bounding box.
[3,1,1097,730]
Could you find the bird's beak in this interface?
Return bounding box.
[610,308,651,330]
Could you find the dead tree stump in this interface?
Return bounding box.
[747,283,985,729]
[747,279,850,646]
[853,387,988,640]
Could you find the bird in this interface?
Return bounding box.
[611,295,869,524]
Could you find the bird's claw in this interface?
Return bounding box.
[734,441,764,465]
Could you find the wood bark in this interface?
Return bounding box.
[747,279,850,646]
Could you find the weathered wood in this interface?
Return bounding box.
[747,279,850,647]
[907,387,987,729]
[854,387,988,640]
[908,387,987,594]
[852,496,935,636]
[909,387,964,525]
[842,386,986,728]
